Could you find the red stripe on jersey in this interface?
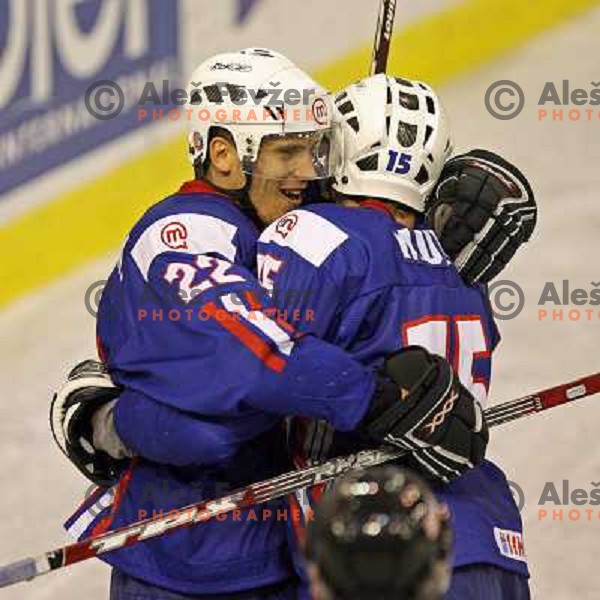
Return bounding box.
[96,335,108,363]
[287,493,307,545]
[260,307,298,337]
[245,291,298,337]
[244,290,263,310]
[72,484,109,515]
[359,198,396,220]
[243,291,297,336]
[203,302,287,373]
[178,180,235,203]
[179,180,219,195]
[90,458,138,537]
[309,482,327,503]
[273,313,297,336]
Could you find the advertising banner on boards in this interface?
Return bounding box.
[0,0,181,196]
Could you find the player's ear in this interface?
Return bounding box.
[206,135,245,188]
[209,135,237,175]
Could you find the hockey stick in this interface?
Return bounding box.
[1,371,599,589]
[371,0,397,75]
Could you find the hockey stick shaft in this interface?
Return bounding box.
[1,371,599,588]
[485,371,600,428]
[371,0,397,75]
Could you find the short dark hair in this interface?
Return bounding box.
[194,126,236,179]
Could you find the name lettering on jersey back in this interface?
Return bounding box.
[394,229,450,266]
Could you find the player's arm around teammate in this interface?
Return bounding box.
[51,52,490,600]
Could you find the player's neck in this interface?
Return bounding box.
[343,198,416,229]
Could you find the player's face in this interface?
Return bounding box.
[248,133,326,224]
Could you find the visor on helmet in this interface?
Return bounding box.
[243,127,342,181]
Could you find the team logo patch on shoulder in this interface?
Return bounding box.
[494,527,527,563]
[261,209,347,267]
[161,222,188,250]
[275,213,299,239]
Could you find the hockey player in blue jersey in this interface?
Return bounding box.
[50,51,489,599]
[256,74,533,599]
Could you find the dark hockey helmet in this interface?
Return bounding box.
[306,465,452,600]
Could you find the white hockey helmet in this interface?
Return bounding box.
[184,48,337,180]
[332,73,453,212]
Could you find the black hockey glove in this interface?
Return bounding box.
[50,360,129,486]
[426,149,537,285]
[359,346,488,484]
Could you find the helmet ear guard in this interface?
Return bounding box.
[332,74,454,213]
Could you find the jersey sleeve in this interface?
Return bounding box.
[113,388,242,466]
[256,208,365,339]
[99,207,374,439]
[258,209,384,467]
[480,283,502,351]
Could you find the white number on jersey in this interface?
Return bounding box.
[403,315,489,404]
[163,256,245,303]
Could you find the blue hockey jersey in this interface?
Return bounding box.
[65,181,378,595]
[257,202,528,577]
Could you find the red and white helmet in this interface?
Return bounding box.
[332,73,453,212]
[184,48,337,180]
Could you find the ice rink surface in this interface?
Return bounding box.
[1,8,599,599]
